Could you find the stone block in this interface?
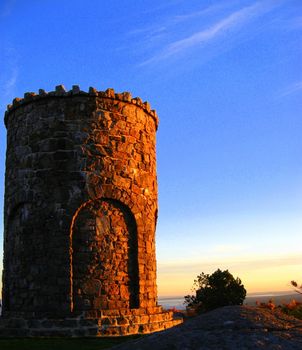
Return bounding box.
[140,315,150,324]
[105,88,115,98]
[89,87,97,95]
[72,85,80,94]
[55,85,66,94]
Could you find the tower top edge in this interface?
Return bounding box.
[4,85,159,126]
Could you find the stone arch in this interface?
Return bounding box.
[70,198,139,313]
[89,184,146,231]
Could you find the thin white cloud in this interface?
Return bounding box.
[140,0,281,66]
[3,67,18,97]
[168,4,261,54]
[5,67,18,89]
[172,2,234,23]
[126,3,232,48]
[127,23,168,37]
[0,46,19,102]
[279,81,302,97]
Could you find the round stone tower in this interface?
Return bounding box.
[0,85,182,336]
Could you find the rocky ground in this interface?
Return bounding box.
[110,305,302,350]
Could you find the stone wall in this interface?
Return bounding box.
[1,85,182,336]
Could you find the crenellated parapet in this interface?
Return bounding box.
[4,85,159,128]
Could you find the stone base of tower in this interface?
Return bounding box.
[0,306,183,337]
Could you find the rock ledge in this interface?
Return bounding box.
[111,306,302,350]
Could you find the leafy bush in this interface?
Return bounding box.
[184,269,246,312]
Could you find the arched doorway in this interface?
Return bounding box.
[71,199,139,313]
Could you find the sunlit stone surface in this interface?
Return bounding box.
[0,86,182,336]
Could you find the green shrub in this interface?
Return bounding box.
[184,269,246,312]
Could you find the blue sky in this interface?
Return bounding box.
[0,0,301,297]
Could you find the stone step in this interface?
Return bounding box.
[98,310,174,327]
[0,310,183,337]
[97,318,183,336]
[99,305,163,317]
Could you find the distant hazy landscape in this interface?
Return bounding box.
[158,292,302,310]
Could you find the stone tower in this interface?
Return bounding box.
[0,85,182,336]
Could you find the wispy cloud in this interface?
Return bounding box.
[172,2,234,24]
[0,46,19,103]
[3,67,18,97]
[140,0,281,66]
[127,26,167,37]
[279,81,302,97]
[125,3,234,54]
